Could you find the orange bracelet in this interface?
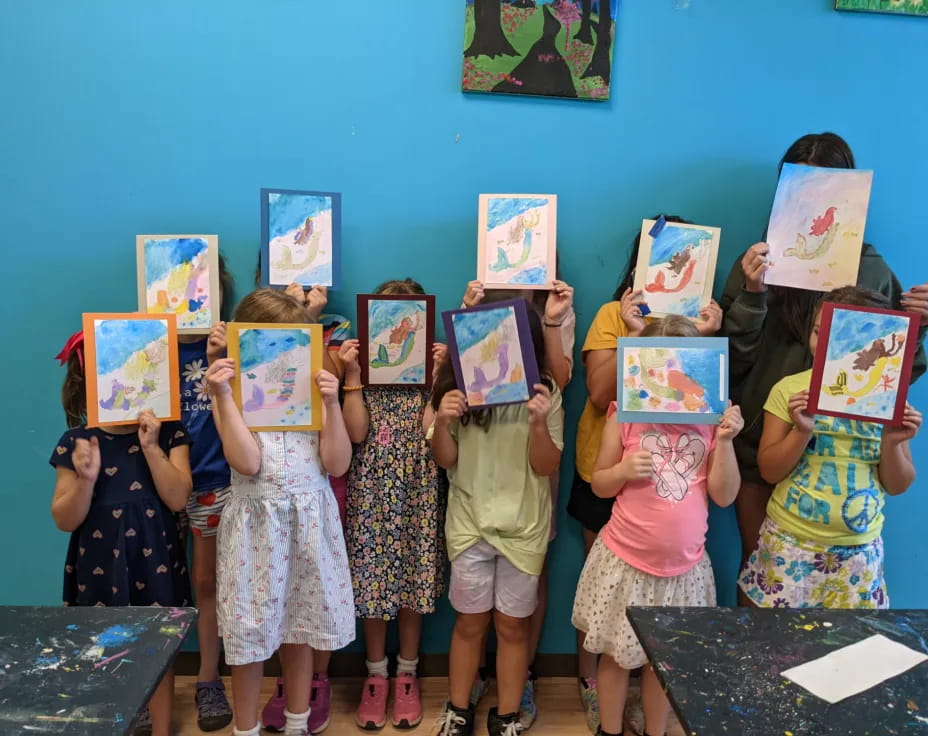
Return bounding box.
[343,385,364,392]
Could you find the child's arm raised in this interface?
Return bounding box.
[430,390,466,469]
[590,409,650,498]
[206,358,262,476]
[544,280,575,391]
[707,404,744,507]
[757,391,814,485]
[51,437,100,532]
[338,340,369,444]
[528,384,562,476]
[138,409,193,512]
[586,290,644,411]
[318,370,352,477]
[879,404,922,495]
[422,343,448,433]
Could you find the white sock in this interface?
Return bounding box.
[284,707,310,735]
[366,657,389,678]
[397,655,419,675]
[233,725,260,736]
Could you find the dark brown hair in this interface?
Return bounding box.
[233,288,313,323]
[818,285,889,311]
[217,252,235,322]
[61,351,86,428]
[375,278,425,296]
[640,314,701,338]
[613,215,691,301]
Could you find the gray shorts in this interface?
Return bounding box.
[449,540,539,619]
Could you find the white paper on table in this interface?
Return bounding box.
[781,634,928,704]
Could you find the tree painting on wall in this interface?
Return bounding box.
[835,0,927,15]
[462,0,618,101]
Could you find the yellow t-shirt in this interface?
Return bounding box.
[444,386,564,576]
[575,302,630,482]
[764,370,886,546]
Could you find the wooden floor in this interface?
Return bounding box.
[175,677,686,735]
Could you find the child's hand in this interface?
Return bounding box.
[206,321,227,364]
[305,285,328,321]
[315,369,340,406]
[788,391,815,434]
[693,300,723,336]
[620,451,652,481]
[527,383,552,425]
[463,280,485,308]
[437,390,467,425]
[338,339,361,381]
[742,243,770,293]
[545,280,574,325]
[72,436,101,483]
[883,403,923,445]
[620,288,647,335]
[432,342,448,382]
[205,358,235,397]
[285,282,305,303]
[137,409,161,449]
[716,403,744,441]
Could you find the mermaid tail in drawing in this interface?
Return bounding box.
[272,229,322,273]
[638,351,707,411]
[645,259,697,294]
[469,343,511,393]
[99,380,131,411]
[489,214,538,273]
[243,385,265,412]
[825,357,889,398]
[784,222,840,260]
[370,332,416,369]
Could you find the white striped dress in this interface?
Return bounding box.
[217,431,355,665]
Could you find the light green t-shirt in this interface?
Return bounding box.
[765,370,886,546]
[441,386,564,576]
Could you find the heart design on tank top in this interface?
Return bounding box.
[146,509,156,518]
[79,547,86,556]
[128,445,140,454]
[92,567,104,575]
[65,565,73,573]
[56,446,67,455]
[125,529,136,537]
[129,481,142,491]
[112,509,123,519]
[92,530,103,539]
[135,582,146,590]
[77,584,86,592]
[156,565,168,574]
[143,548,152,557]
[105,467,118,477]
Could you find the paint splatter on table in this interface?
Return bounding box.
[0,606,196,734]
[626,607,928,735]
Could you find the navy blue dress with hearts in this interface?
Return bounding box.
[49,424,192,608]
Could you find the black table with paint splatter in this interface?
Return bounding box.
[0,606,196,734]
[627,607,928,736]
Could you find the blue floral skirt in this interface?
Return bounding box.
[738,517,888,609]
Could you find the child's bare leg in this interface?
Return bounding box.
[192,534,221,682]
[641,664,671,735]
[313,648,331,676]
[449,611,492,709]
[527,558,547,667]
[397,608,422,661]
[493,611,531,715]
[279,644,313,715]
[597,656,630,735]
[231,662,265,730]
[148,667,174,736]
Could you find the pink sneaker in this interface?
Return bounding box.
[356,674,388,730]
[261,678,287,733]
[308,674,331,734]
[392,673,422,729]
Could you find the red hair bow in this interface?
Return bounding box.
[55,330,85,371]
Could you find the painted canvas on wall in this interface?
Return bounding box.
[809,304,919,425]
[261,188,341,289]
[442,298,540,407]
[136,235,219,334]
[633,219,721,319]
[357,294,435,388]
[462,0,618,101]
[82,313,180,428]
[228,323,323,431]
[836,0,927,16]
[478,194,557,289]
[764,164,873,292]
[617,337,728,425]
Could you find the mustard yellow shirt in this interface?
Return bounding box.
[765,370,886,546]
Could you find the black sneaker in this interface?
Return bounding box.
[195,679,233,731]
[432,702,475,736]
[487,707,525,736]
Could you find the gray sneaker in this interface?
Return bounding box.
[195,679,233,731]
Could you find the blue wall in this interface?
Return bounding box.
[2,1,926,655]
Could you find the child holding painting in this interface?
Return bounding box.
[51,331,193,736]
[739,286,921,609]
[571,316,743,736]
[338,278,447,731]
[205,288,355,736]
[428,306,563,736]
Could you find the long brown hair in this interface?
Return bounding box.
[61,351,86,428]
[233,288,313,323]
[375,278,425,296]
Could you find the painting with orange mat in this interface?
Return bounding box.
[633,219,720,319]
[137,235,219,334]
[617,337,728,425]
[809,304,920,425]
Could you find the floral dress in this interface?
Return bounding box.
[346,387,446,619]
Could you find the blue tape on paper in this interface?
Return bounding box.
[649,215,667,238]
[639,304,651,317]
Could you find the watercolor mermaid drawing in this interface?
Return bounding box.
[243,359,299,415]
[646,245,698,295]
[98,340,168,413]
[825,333,905,403]
[627,348,709,413]
[271,216,322,274]
[370,314,423,369]
[466,330,524,403]
[783,207,843,261]
[489,209,542,273]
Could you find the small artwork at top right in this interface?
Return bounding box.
[835,0,927,16]
[764,164,873,292]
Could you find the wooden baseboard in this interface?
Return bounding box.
[174,652,579,678]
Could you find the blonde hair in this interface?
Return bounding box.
[233,288,312,323]
[640,315,700,338]
[375,278,425,296]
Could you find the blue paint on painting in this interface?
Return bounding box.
[826,310,910,362]
[669,295,702,319]
[676,348,726,412]
[485,380,529,404]
[95,320,168,376]
[509,265,547,285]
[486,197,548,230]
[648,226,713,266]
[452,307,512,355]
[395,364,426,384]
[143,237,207,285]
[267,192,333,240]
[239,328,310,371]
[369,299,426,338]
[95,624,140,648]
[293,262,334,287]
